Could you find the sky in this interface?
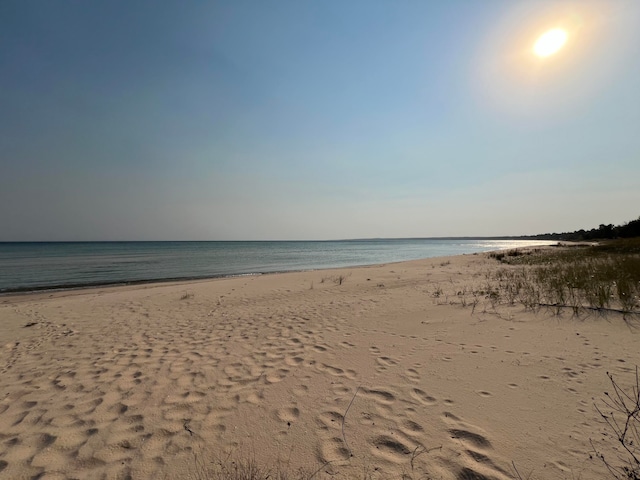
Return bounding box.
[1,0,639,241]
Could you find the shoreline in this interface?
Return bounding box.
[2,251,480,300]
[1,247,632,479]
[0,272,266,296]
[0,239,557,295]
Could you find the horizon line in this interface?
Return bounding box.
[0,236,558,243]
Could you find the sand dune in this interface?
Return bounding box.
[1,252,638,479]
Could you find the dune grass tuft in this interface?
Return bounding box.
[486,239,640,319]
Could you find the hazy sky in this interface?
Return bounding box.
[1,1,639,241]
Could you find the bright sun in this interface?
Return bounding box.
[533,28,568,57]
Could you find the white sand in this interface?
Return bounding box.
[0,251,637,479]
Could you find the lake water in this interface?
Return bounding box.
[0,239,553,293]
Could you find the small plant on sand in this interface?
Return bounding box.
[190,446,319,480]
[490,251,506,262]
[321,274,351,285]
[592,367,640,479]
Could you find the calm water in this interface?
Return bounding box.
[0,239,553,293]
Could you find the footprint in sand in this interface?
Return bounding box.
[357,411,379,427]
[245,390,264,404]
[370,434,416,463]
[442,412,494,454]
[404,368,420,382]
[448,428,491,450]
[360,387,396,405]
[286,337,303,347]
[330,382,351,396]
[316,363,356,379]
[376,356,399,367]
[562,367,579,378]
[315,410,344,431]
[317,436,350,464]
[284,355,304,367]
[292,384,309,396]
[400,419,425,435]
[264,368,289,384]
[475,391,492,398]
[275,406,300,423]
[410,388,437,406]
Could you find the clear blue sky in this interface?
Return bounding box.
[1,0,638,240]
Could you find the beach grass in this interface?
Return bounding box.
[486,239,640,318]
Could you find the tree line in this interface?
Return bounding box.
[521,216,640,241]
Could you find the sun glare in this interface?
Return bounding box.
[533,28,568,57]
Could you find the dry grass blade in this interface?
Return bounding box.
[342,386,360,458]
[592,367,640,479]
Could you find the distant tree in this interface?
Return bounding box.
[519,215,640,241]
[616,217,640,238]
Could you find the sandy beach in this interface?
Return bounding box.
[1,250,638,479]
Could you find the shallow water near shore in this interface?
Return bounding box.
[0,239,552,292]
